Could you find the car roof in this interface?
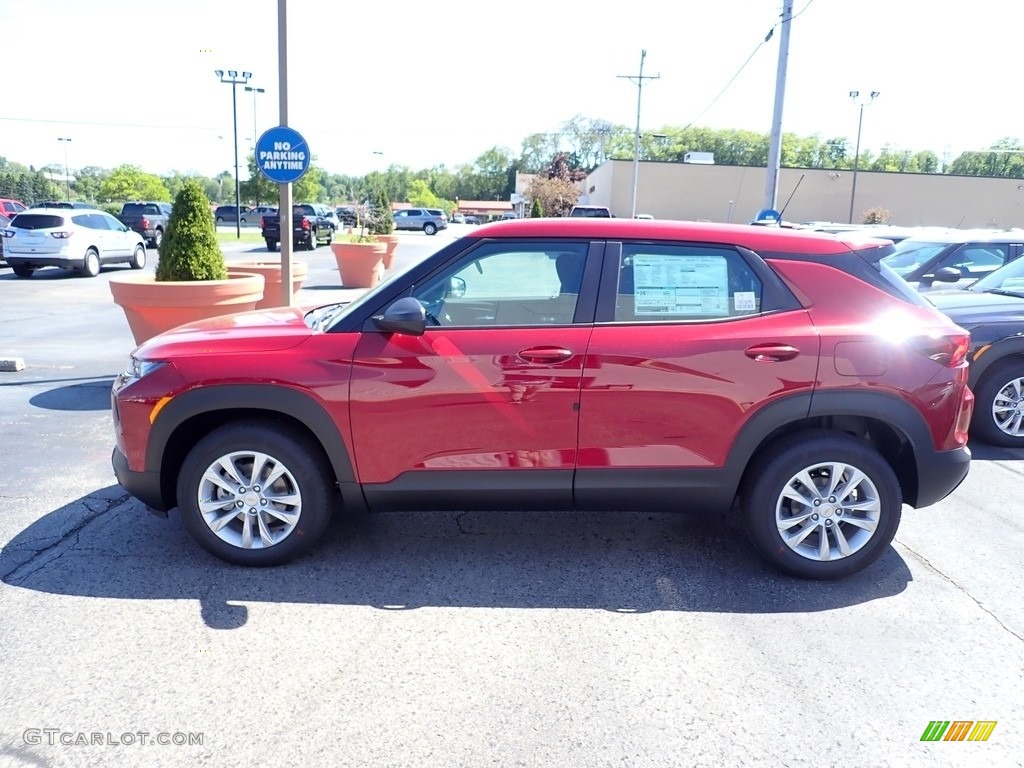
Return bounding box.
[897,228,1024,246]
[466,217,888,255]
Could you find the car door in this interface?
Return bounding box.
[575,240,819,512]
[71,213,110,259]
[101,212,133,258]
[349,239,602,512]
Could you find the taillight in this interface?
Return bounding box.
[260,216,266,228]
[301,218,310,230]
[140,217,150,229]
[908,333,971,367]
[49,231,73,239]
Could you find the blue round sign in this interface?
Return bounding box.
[255,126,311,184]
[755,208,781,222]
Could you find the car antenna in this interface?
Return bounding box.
[778,173,805,219]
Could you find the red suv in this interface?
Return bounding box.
[111,219,974,579]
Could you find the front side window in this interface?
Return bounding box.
[410,242,590,327]
[613,244,763,322]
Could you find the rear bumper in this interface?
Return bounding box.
[914,445,971,507]
[5,253,79,269]
[112,447,168,515]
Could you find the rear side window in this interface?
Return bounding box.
[614,244,763,322]
[12,214,65,229]
[144,204,161,215]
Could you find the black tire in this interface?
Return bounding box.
[423,222,437,235]
[80,248,101,278]
[176,422,335,566]
[325,228,333,245]
[216,217,224,224]
[306,231,318,251]
[129,245,146,270]
[970,358,1024,447]
[151,229,163,249]
[11,264,34,278]
[740,431,901,580]
[266,239,278,252]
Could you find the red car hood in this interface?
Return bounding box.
[135,306,317,357]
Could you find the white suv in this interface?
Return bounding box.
[393,208,448,235]
[2,208,147,278]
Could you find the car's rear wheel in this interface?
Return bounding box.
[266,239,277,252]
[423,223,437,235]
[151,229,163,249]
[130,245,146,270]
[80,248,101,278]
[971,358,1024,447]
[741,431,901,580]
[11,264,34,278]
[176,422,335,566]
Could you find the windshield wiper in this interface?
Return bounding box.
[981,288,1024,299]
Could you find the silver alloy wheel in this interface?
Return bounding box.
[197,450,302,550]
[775,461,881,562]
[991,376,1024,437]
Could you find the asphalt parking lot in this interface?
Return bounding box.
[1,226,1022,767]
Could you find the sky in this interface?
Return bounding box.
[2,0,1022,180]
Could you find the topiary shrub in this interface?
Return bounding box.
[155,180,227,281]
[370,188,395,235]
[531,198,543,218]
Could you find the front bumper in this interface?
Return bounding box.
[112,447,168,515]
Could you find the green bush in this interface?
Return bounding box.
[370,188,394,235]
[155,180,227,282]
[100,203,123,218]
[531,198,543,218]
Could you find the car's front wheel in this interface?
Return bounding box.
[423,223,437,235]
[741,431,901,580]
[130,245,146,270]
[971,358,1024,447]
[176,422,335,566]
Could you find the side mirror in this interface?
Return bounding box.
[372,296,426,336]
[933,267,962,283]
[447,276,466,298]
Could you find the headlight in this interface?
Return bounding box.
[129,358,166,379]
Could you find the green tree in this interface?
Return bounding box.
[293,165,322,202]
[531,197,544,218]
[155,180,226,282]
[370,187,394,235]
[240,153,276,206]
[98,165,171,203]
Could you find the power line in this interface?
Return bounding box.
[0,116,220,131]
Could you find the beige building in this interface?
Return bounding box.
[578,160,1024,229]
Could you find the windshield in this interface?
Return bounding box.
[880,241,948,276]
[969,254,1024,295]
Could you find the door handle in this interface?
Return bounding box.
[517,347,573,363]
[745,344,799,362]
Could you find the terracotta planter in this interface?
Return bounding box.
[376,234,400,269]
[331,242,386,288]
[228,260,308,309]
[109,272,265,346]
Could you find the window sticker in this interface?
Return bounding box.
[632,254,729,315]
[734,291,757,311]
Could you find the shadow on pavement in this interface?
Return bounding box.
[28,378,115,411]
[969,442,1024,461]
[0,486,912,630]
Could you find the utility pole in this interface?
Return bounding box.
[762,0,794,217]
[618,50,660,219]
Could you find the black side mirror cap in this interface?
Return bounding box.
[372,296,426,336]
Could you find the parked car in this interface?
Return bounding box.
[568,205,612,218]
[335,206,358,227]
[110,219,972,580]
[214,205,251,224]
[451,213,466,224]
[927,256,1024,447]
[2,208,147,278]
[881,230,1024,292]
[393,207,448,235]
[240,206,278,226]
[260,203,333,251]
[0,198,27,218]
[119,201,172,248]
[463,215,481,225]
[317,205,340,231]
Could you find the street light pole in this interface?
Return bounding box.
[848,89,879,224]
[618,50,660,219]
[244,86,265,204]
[57,137,72,201]
[215,69,252,238]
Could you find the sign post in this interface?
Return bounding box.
[255,125,310,307]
